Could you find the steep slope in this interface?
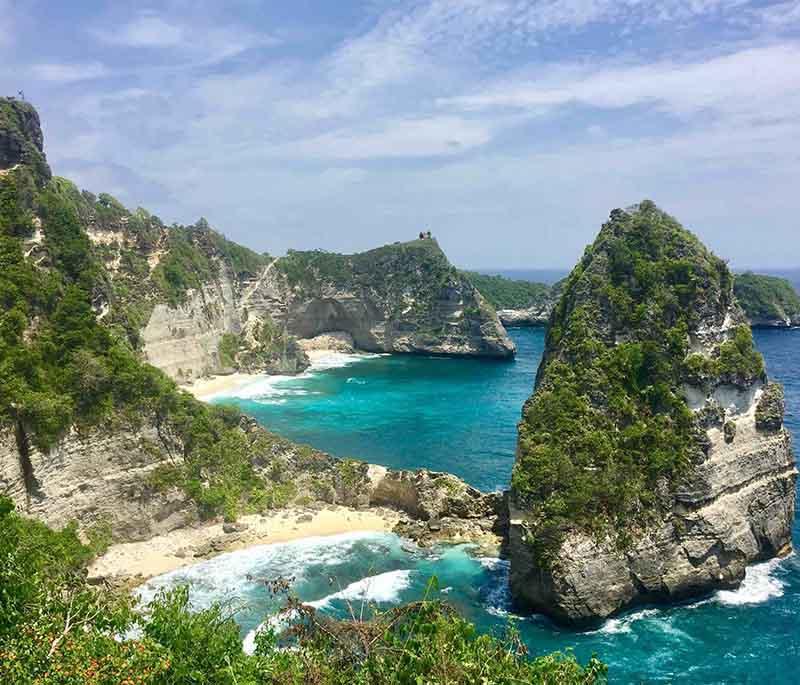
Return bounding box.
[0,97,50,187]
[509,202,796,624]
[735,272,800,328]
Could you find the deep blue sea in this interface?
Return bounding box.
[144,327,800,683]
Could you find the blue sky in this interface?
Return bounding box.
[1,1,798,269]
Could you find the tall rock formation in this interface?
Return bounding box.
[509,202,796,625]
[0,97,50,186]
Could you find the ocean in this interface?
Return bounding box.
[143,327,800,683]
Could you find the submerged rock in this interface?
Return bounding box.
[509,201,796,625]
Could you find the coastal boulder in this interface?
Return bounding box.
[509,201,796,625]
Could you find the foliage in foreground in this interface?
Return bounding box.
[0,499,606,684]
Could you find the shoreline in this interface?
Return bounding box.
[88,505,402,588]
[180,348,375,401]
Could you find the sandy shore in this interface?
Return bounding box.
[181,372,266,401]
[88,505,402,587]
[181,348,373,401]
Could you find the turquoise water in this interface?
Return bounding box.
[213,329,545,492]
[149,327,800,683]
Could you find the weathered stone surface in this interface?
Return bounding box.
[510,401,795,624]
[509,204,796,625]
[497,305,552,327]
[141,264,242,380]
[0,425,198,542]
[296,331,355,353]
[1,416,505,551]
[756,382,786,432]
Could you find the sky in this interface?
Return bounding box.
[0,0,798,270]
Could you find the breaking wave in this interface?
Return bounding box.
[715,557,787,606]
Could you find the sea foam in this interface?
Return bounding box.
[243,569,412,655]
[136,531,396,610]
[715,557,788,606]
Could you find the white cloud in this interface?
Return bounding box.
[440,43,800,125]
[281,116,494,160]
[98,13,184,48]
[31,62,109,83]
[753,0,800,28]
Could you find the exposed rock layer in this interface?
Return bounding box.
[509,203,796,625]
[0,417,503,550]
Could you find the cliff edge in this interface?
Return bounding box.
[509,201,796,625]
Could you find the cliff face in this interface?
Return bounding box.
[247,242,516,358]
[0,424,199,542]
[84,216,513,379]
[509,202,796,625]
[0,415,503,553]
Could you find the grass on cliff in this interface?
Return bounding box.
[512,201,765,557]
[275,239,491,335]
[0,497,607,685]
[734,272,800,324]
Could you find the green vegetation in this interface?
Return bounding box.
[0,168,290,520]
[218,332,240,368]
[734,272,800,325]
[276,239,486,337]
[0,97,50,186]
[684,325,764,384]
[512,202,765,558]
[0,498,606,684]
[463,271,552,310]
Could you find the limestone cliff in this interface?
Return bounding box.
[253,243,515,358]
[0,415,503,552]
[509,202,796,625]
[84,208,513,378]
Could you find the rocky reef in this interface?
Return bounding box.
[734,272,800,328]
[509,202,796,625]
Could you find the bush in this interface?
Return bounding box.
[0,502,607,684]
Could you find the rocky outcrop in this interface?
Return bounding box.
[0,411,504,552]
[249,241,515,359]
[509,202,796,625]
[0,97,50,186]
[497,304,553,327]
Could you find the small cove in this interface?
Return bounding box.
[141,327,800,683]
